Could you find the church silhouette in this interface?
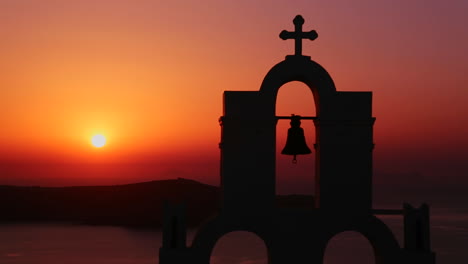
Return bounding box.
[159,15,436,264]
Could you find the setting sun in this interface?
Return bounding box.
[91,134,107,148]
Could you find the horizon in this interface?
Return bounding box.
[1,0,467,195]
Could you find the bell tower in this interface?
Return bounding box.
[221,15,374,212]
[160,15,436,264]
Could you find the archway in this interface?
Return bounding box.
[320,216,402,264]
[209,231,269,264]
[275,81,316,208]
[323,231,375,264]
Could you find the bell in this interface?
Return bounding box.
[281,115,312,163]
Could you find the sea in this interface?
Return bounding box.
[1,207,467,264]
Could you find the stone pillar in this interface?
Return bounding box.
[404,203,431,250]
[400,203,435,264]
[161,202,187,249]
[220,91,276,212]
[314,92,374,212]
[160,202,190,264]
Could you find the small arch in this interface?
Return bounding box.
[258,56,337,117]
[275,81,316,117]
[190,218,273,264]
[321,216,402,264]
[323,231,375,264]
[210,231,269,264]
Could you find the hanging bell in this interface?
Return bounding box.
[281,115,312,163]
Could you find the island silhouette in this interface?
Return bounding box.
[0,178,313,228]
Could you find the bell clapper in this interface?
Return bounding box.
[292,155,297,164]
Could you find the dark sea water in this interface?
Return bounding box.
[1,207,467,264]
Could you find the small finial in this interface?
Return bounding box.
[293,15,304,25]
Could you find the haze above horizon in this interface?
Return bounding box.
[1,0,467,192]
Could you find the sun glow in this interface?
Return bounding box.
[91,134,106,148]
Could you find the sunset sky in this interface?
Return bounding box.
[1,0,467,195]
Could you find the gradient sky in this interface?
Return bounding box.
[0,0,467,195]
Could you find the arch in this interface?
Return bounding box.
[210,231,269,264]
[323,231,375,264]
[321,216,402,264]
[258,56,337,117]
[275,80,316,116]
[190,217,272,264]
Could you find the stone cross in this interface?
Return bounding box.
[279,15,318,56]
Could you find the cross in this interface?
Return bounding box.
[279,15,318,56]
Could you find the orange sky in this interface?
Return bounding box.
[1,0,467,193]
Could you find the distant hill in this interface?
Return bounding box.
[0,178,313,228]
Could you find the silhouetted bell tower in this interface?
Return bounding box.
[221,14,374,213]
[160,15,436,264]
